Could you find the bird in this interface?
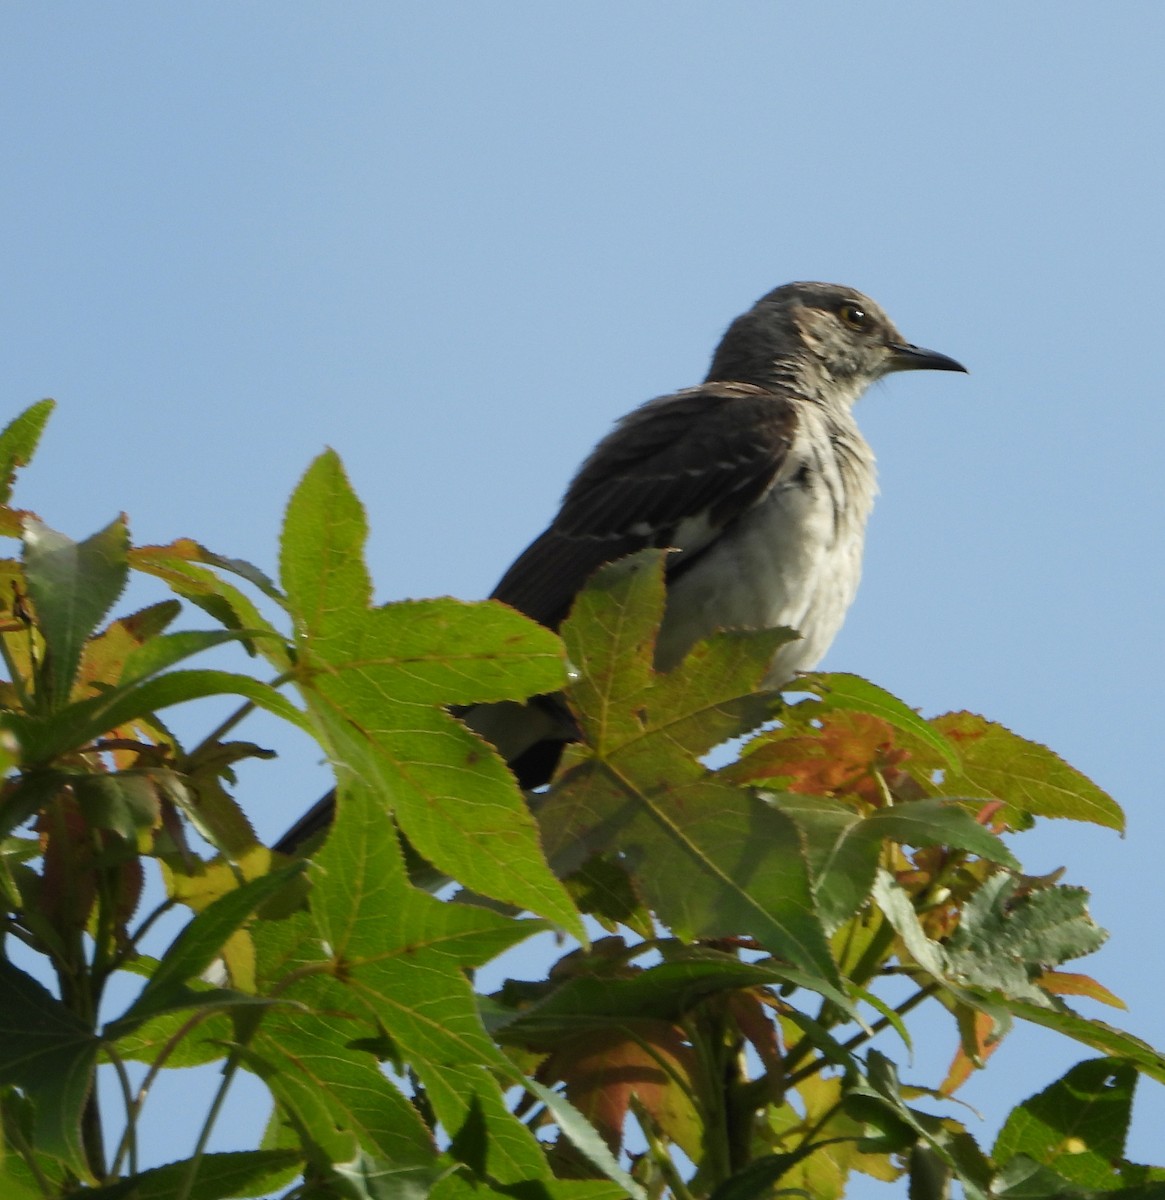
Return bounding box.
[273,281,965,851]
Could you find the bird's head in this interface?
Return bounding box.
[707,281,966,402]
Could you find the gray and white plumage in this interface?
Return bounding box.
[491,281,965,697]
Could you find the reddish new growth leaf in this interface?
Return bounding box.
[1036,970,1126,1010]
[537,1020,700,1158]
[734,711,911,806]
[939,1008,1004,1096]
[37,788,144,941]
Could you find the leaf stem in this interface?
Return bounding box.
[628,1094,694,1200]
[784,982,940,1091]
[105,1046,139,1177]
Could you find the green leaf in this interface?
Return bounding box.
[496,950,853,1047]
[129,543,291,669]
[931,712,1123,831]
[845,1050,991,1198]
[109,865,304,1036]
[281,448,577,931]
[871,870,950,979]
[430,1175,630,1200]
[6,668,310,765]
[539,553,837,985]
[109,996,233,1068]
[865,799,1018,868]
[993,1057,1136,1190]
[0,1161,52,1200]
[246,781,543,1168]
[281,449,372,638]
[0,399,54,507]
[947,874,1107,1003]
[0,960,97,1176]
[247,918,439,1169]
[22,515,129,708]
[73,772,160,839]
[1000,1004,1165,1087]
[68,1150,302,1199]
[244,969,438,1170]
[309,780,539,1068]
[330,1152,454,1200]
[989,1154,1095,1199]
[118,628,277,686]
[408,1060,552,1185]
[770,796,1018,935]
[0,769,69,840]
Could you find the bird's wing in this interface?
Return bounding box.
[490,381,797,629]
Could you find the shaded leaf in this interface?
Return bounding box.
[540,553,835,984]
[330,1152,453,1200]
[497,950,853,1047]
[73,772,160,839]
[71,1149,302,1200]
[706,1152,816,1200]
[1000,1004,1165,1087]
[0,960,97,1176]
[23,515,129,709]
[539,1023,700,1159]
[770,795,1016,935]
[409,1060,552,1185]
[993,1057,1136,1190]
[947,875,1107,1003]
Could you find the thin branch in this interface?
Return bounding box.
[174,1042,245,1200]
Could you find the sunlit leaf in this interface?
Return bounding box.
[931,712,1122,831]
[281,451,578,933]
[0,400,54,507]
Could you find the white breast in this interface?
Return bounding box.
[654,407,876,687]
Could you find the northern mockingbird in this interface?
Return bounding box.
[274,281,965,849]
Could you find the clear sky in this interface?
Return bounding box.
[3,5,1163,1195]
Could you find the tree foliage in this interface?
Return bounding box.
[0,400,1161,1199]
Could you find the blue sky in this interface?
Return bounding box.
[3,5,1163,1194]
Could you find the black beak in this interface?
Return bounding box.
[887,342,968,374]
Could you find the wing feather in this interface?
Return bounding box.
[491,382,796,628]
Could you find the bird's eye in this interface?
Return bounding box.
[839,303,867,329]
